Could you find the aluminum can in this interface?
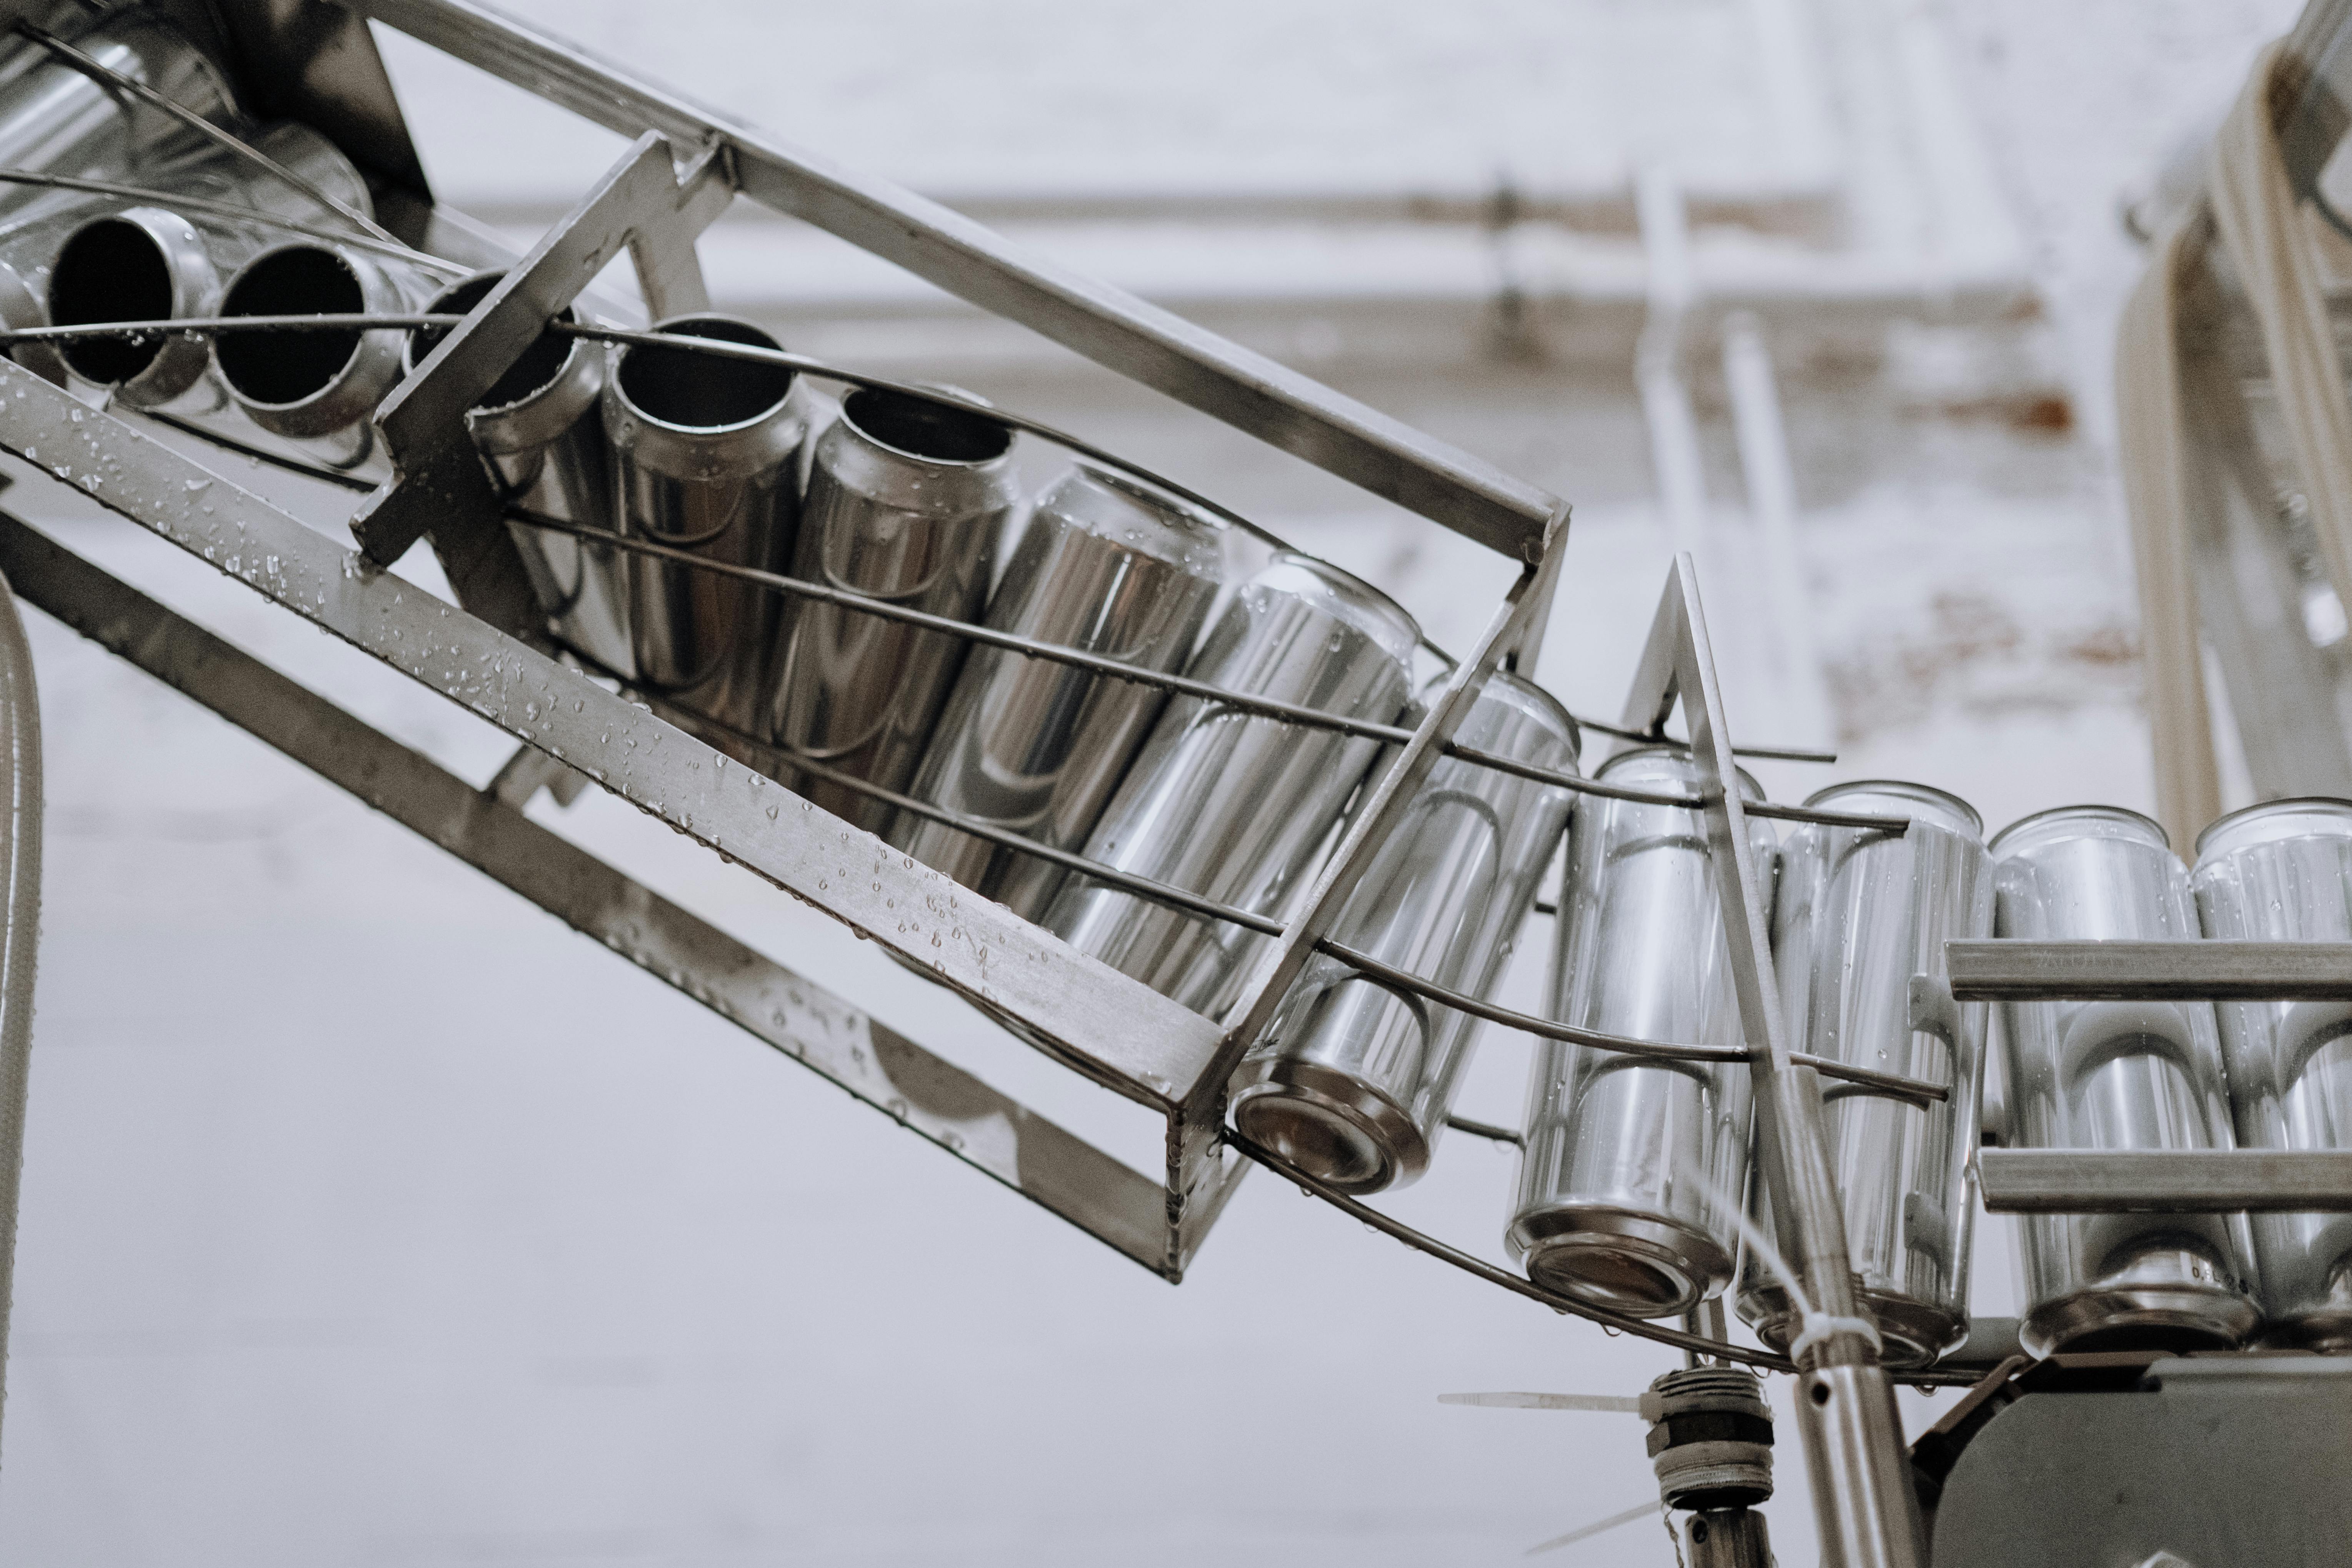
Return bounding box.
[1043,553,1417,1019]
[1994,806,2259,1355]
[214,239,425,465]
[760,387,1018,832]
[44,123,373,410]
[1231,672,1579,1193]
[893,464,1225,920]
[603,313,805,732]
[2192,797,2352,1349]
[1739,781,1992,1368]
[0,12,237,236]
[1508,746,1772,1318]
[406,269,629,676]
[0,258,63,386]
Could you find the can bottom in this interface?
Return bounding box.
[1741,1284,1963,1370]
[2020,1283,2260,1358]
[1510,1207,1733,1320]
[2259,1309,2352,1353]
[1229,1061,1426,1195]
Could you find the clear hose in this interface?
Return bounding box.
[0,565,43,1463]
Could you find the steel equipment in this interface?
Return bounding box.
[1994,805,2259,1356]
[0,6,2039,1567]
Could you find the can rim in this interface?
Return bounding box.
[1596,742,1764,802]
[2192,794,2352,858]
[407,267,588,419]
[611,311,796,433]
[1988,801,2169,857]
[1262,550,1420,667]
[1803,778,1983,838]
[840,382,1015,468]
[1068,459,1222,532]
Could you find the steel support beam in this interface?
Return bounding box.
[1979,1148,2352,1213]
[0,509,1176,1275]
[1620,556,1924,1568]
[1947,939,2352,1001]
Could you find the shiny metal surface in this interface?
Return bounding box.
[603,312,805,726]
[0,255,58,385]
[1743,782,1991,1370]
[1232,673,1577,1193]
[2192,797,2352,1348]
[215,240,423,465]
[1980,1148,2352,1210]
[762,386,1019,830]
[0,11,236,238]
[45,203,217,406]
[1796,1364,1926,1568]
[894,464,1224,919]
[406,268,628,673]
[1949,938,2352,1000]
[1045,552,1417,1018]
[31,120,376,410]
[0,357,1226,1110]
[1992,806,2257,1356]
[1509,745,1770,1318]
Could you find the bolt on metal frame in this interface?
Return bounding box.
[0,2,1973,1561]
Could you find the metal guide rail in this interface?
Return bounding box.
[1952,937,2352,1215]
[0,5,1988,1564]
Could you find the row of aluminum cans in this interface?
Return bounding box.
[445,310,1567,1028]
[0,15,1590,1081]
[1240,743,2352,1368]
[1475,765,2352,1368]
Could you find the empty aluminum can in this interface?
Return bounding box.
[603,314,805,732]
[1508,746,1771,1318]
[215,240,428,466]
[1739,781,1991,1368]
[893,464,1225,920]
[406,270,629,676]
[1231,672,1579,1193]
[1044,552,1417,1019]
[1993,805,2258,1355]
[761,386,1018,831]
[2192,797,2352,1350]
[51,124,375,412]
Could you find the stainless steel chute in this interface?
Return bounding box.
[0,7,2151,1568]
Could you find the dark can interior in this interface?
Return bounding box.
[48,218,175,385]
[617,316,793,429]
[217,247,366,406]
[842,385,1011,465]
[410,272,576,411]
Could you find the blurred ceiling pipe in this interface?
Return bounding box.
[1742,0,1841,187]
[1635,167,1714,571]
[1722,308,1836,750]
